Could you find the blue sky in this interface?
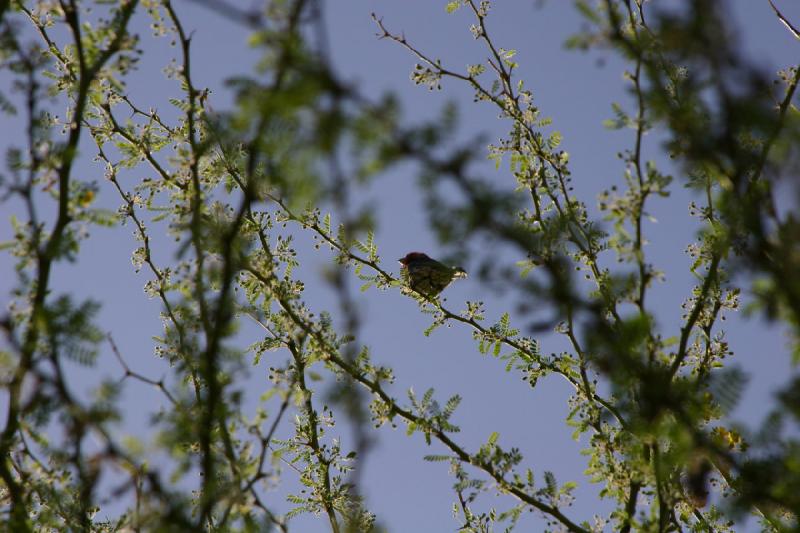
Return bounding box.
[2,1,800,531]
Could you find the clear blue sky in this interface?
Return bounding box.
[1,1,799,531]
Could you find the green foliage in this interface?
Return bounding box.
[2,0,800,532]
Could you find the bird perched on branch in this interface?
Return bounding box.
[398,252,467,298]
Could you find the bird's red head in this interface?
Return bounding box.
[398,252,430,265]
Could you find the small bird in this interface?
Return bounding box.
[398,252,467,298]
